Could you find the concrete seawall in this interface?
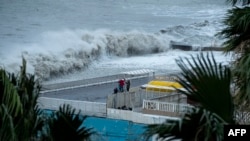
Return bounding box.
[170,40,224,51]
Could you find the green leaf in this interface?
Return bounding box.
[176,52,234,123]
[46,104,95,141]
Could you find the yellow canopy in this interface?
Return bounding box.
[145,80,183,92]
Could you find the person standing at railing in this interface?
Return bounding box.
[118,79,125,92]
[126,79,130,92]
[113,87,118,94]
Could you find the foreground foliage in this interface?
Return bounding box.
[44,104,94,141]
[144,53,234,141]
[145,0,250,140]
[0,58,43,141]
[220,0,250,109]
[0,59,94,141]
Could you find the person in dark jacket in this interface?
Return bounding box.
[126,79,130,92]
[113,87,118,94]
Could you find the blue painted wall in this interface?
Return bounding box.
[44,110,148,141]
[84,117,147,141]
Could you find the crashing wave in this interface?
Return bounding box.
[2,20,223,81]
[18,30,170,80]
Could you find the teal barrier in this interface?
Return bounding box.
[44,110,148,141]
[84,117,147,141]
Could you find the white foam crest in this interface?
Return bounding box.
[1,29,171,80]
[1,20,226,80]
[44,51,233,84]
[105,30,170,56]
[160,20,225,47]
[22,29,111,80]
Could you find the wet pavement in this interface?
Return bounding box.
[40,75,151,103]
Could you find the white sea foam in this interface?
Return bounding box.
[0,0,231,82]
[43,50,233,84]
[1,29,171,80]
[0,20,228,81]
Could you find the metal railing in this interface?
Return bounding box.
[41,74,149,94]
[143,100,193,113]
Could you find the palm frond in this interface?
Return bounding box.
[144,108,224,141]
[144,53,233,140]
[227,0,250,6]
[218,6,250,52]
[0,69,23,116]
[233,51,250,107]
[0,105,16,141]
[176,52,234,123]
[0,58,44,141]
[47,104,95,141]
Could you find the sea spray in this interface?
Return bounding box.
[20,30,170,80]
[1,21,226,80]
[105,31,169,56]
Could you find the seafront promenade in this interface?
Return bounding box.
[38,70,186,124]
[40,72,152,103]
[40,69,181,103]
[42,74,127,90]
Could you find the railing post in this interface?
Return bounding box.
[143,100,145,109]
[157,102,160,111]
[166,103,169,112]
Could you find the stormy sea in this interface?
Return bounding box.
[0,0,232,84]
